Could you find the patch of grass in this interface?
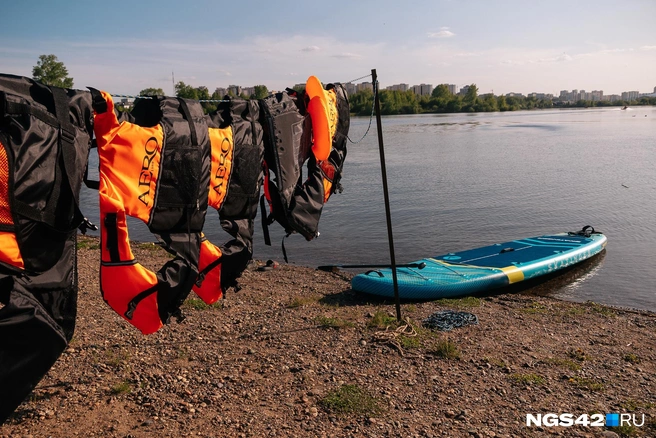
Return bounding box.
[510,373,546,386]
[565,306,586,316]
[483,357,507,368]
[136,242,163,252]
[404,304,417,313]
[104,349,130,368]
[288,296,319,308]
[367,310,398,329]
[568,347,587,362]
[183,298,222,310]
[519,301,548,314]
[316,316,354,329]
[620,399,655,411]
[586,301,616,317]
[77,239,100,250]
[398,335,421,349]
[320,384,382,416]
[110,380,132,395]
[430,339,461,360]
[568,376,604,392]
[543,357,582,371]
[623,353,641,364]
[436,296,482,308]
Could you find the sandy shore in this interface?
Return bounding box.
[1,235,655,438]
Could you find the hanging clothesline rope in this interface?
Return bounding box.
[347,79,377,144]
[111,71,377,143]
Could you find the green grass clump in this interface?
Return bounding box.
[110,380,132,395]
[316,316,354,329]
[436,296,482,308]
[519,301,548,314]
[620,399,654,411]
[510,373,546,386]
[430,339,461,360]
[543,357,582,371]
[77,239,100,250]
[288,296,319,308]
[586,301,616,317]
[184,298,222,310]
[320,384,382,416]
[623,353,641,364]
[568,347,587,362]
[367,310,398,329]
[568,376,604,392]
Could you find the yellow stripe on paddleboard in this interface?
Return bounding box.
[500,266,524,284]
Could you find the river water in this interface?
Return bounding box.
[80,106,656,311]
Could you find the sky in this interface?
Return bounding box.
[1,0,655,96]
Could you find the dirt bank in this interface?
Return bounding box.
[1,236,655,437]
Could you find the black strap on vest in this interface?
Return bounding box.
[260,194,272,246]
[124,284,159,320]
[104,213,121,263]
[177,98,199,146]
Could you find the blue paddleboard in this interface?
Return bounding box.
[351,227,607,299]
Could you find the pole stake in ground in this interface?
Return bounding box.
[371,69,402,322]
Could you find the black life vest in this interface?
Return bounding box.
[0,74,93,423]
[0,73,93,274]
[260,76,350,246]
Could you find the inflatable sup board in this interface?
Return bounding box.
[351,227,607,299]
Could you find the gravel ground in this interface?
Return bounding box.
[1,236,655,438]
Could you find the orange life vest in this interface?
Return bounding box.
[91,90,232,334]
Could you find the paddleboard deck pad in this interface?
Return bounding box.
[351,227,607,299]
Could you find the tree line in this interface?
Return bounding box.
[29,54,656,116]
[350,83,656,116]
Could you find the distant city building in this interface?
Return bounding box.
[227,85,242,96]
[590,90,603,101]
[343,82,356,95]
[356,82,374,93]
[622,91,640,101]
[410,84,433,96]
[654,86,656,94]
[458,85,470,96]
[214,87,227,97]
[528,93,554,100]
[505,92,525,98]
[241,87,255,97]
[447,84,457,95]
[387,83,410,92]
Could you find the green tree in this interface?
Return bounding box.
[431,84,451,99]
[32,54,74,88]
[175,81,199,99]
[139,87,165,96]
[464,84,479,105]
[253,85,269,99]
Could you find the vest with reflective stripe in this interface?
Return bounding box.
[93,90,225,334]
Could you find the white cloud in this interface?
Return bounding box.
[640,45,656,51]
[428,27,455,38]
[331,52,362,59]
[301,45,320,52]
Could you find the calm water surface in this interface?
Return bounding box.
[80,106,656,311]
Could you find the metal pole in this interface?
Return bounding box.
[371,69,402,322]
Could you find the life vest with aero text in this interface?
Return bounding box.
[207,98,264,288]
[91,90,231,334]
[260,76,350,245]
